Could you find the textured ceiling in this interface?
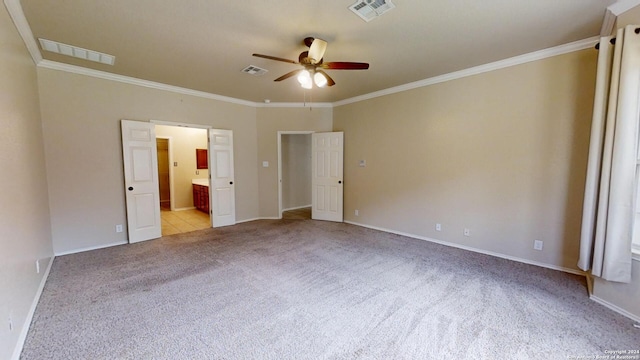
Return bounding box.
[19,0,614,103]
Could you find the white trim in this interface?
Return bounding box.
[5,0,617,108]
[54,240,127,256]
[608,0,640,16]
[590,294,640,323]
[235,217,280,224]
[37,60,257,107]
[4,0,42,65]
[256,102,333,108]
[11,255,54,360]
[283,205,312,212]
[172,206,197,211]
[33,38,599,109]
[345,220,585,276]
[151,120,212,129]
[334,37,600,107]
[601,9,617,36]
[35,60,334,109]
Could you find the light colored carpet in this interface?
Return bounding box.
[21,219,640,359]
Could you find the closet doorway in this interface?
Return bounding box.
[156,137,172,210]
[277,131,313,219]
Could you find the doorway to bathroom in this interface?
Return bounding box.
[155,125,211,236]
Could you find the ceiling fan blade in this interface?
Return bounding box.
[308,39,327,64]
[303,37,315,48]
[321,62,369,70]
[317,70,335,87]
[252,53,298,64]
[274,69,302,82]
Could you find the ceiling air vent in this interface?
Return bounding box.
[349,0,395,22]
[241,65,268,76]
[39,38,115,65]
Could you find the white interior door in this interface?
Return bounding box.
[209,129,236,227]
[121,120,162,243]
[312,132,344,222]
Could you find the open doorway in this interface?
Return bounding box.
[156,138,171,210]
[278,131,313,219]
[155,125,210,235]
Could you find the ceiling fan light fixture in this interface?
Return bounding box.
[314,72,328,87]
[297,70,313,89]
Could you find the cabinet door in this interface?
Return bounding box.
[193,185,200,209]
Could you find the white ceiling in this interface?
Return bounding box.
[15,0,617,104]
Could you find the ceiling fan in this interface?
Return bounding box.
[253,37,369,89]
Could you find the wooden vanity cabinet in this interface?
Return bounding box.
[193,184,209,213]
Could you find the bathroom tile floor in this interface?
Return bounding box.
[161,208,211,236]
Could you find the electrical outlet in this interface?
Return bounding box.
[36,259,40,274]
[355,209,359,216]
[534,240,543,251]
[115,224,123,233]
[436,223,442,231]
[464,228,470,237]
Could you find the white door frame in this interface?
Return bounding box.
[277,131,314,219]
[155,136,175,211]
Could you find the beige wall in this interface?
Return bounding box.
[155,125,208,210]
[37,68,259,254]
[0,6,53,359]
[282,134,312,210]
[256,107,332,217]
[334,49,597,271]
[616,5,640,29]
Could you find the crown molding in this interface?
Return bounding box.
[5,0,617,109]
[334,36,600,107]
[38,60,333,108]
[608,0,640,16]
[38,61,333,108]
[602,0,640,36]
[38,60,259,107]
[255,102,333,108]
[4,0,42,64]
[601,9,618,36]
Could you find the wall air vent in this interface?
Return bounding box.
[241,65,268,76]
[38,38,115,65]
[349,0,395,22]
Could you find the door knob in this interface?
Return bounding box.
[128,186,133,191]
[230,181,233,185]
[338,181,342,184]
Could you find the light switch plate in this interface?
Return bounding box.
[262,161,269,167]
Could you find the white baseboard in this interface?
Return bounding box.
[54,240,128,256]
[236,217,281,224]
[344,220,585,276]
[282,205,311,212]
[172,206,196,211]
[12,255,54,360]
[590,294,640,323]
